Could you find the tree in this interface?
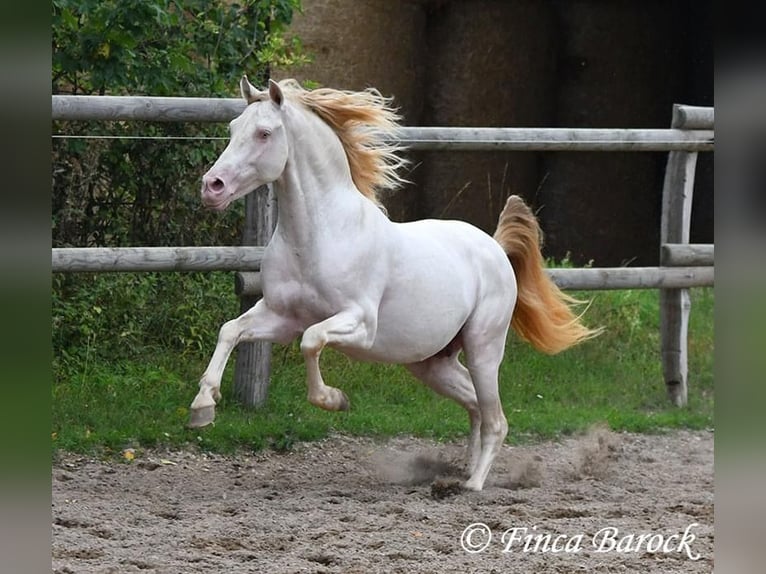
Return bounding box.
[52,0,306,248]
[51,1,306,360]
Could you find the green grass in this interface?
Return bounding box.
[52,287,714,456]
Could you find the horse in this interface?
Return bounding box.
[189,77,600,491]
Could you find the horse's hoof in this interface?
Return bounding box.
[463,477,485,492]
[188,405,216,428]
[337,391,350,411]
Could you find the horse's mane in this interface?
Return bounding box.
[276,79,408,207]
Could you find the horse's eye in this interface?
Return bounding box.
[257,129,271,141]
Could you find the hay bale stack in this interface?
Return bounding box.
[274,0,428,221]
[274,1,713,264]
[415,1,557,233]
[538,1,686,265]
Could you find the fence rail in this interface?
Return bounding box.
[52,95,713,152]
[52,246,265,273]
[661,243,714,267]
[52,96,714,127]
[232,267,714,294]
[50,247,713,290]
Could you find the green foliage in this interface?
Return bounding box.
[51,2,305,366]
[52,271,239,380]
[52,0,306,249]
[52,0,306,96]
[52,288,714,456]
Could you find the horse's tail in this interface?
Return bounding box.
[493,195,602,354]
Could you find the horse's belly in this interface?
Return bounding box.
[338,283,473,364]
[337,325,460,364]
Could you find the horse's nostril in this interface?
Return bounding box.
[205,176,225,194]
[210,178,225,193]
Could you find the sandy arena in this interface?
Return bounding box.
[52,428,713,573]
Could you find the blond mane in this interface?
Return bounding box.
[274,79,408,207]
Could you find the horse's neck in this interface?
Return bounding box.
[273,123,364,248]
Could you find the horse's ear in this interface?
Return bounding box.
[268,79,284,108]
[240,75,260,104]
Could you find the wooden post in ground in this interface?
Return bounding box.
[233,184,277,408]
[659,104,704,407]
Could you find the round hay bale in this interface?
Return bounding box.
[415,1,557,233]
[274,0,428,221]
[539,1,688,265]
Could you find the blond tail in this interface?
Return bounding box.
[493,195,602,354]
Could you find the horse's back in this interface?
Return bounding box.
[392,218,514,286]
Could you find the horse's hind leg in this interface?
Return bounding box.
[461,331,509,492]
[405,354,482,474]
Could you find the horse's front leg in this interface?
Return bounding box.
[300,310,376,411]
[189,299,299,428]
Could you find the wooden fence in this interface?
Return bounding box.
[52,96,714,407]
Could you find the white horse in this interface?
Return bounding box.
[189,77,599,491]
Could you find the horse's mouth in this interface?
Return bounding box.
[201,194,231,211]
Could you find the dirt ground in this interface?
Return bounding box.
[52,428,714,573]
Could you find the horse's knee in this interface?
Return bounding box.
[217,318,241,346]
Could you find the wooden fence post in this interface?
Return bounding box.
[659,104,700,407]
[233,184,277,408]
